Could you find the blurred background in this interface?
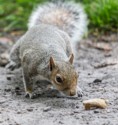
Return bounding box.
[0,0,118,35]
[0,1,118,124]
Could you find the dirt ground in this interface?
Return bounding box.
[0,34,118,125]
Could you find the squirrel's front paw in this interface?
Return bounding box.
[25,92,37,99]
[6,61,17,71]
[77,87,83,97]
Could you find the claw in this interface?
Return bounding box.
[25,93,30,98]
[77,87,83,97]
[25,92,36,99]
[6,61,16,71]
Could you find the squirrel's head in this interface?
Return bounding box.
[49,54,78,96]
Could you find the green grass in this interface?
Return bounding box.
[83,0,118,32]
[0,0,118,33]
[0,0,45,32]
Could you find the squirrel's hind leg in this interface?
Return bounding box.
[6,40,21,71]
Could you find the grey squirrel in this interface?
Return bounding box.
[6,1,87,98]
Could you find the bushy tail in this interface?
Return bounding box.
[28,1,87,42]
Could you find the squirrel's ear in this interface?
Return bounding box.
[68,53,74,64]
[49,56,56,71]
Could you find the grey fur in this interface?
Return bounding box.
[6,24,75,98]
[6,1,87,97]
[28,1,87,43]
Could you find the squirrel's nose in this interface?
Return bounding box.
[70,91,76,96]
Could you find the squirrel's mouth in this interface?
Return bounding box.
[60,90,77,97]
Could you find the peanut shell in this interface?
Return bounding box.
[83,98,107,110]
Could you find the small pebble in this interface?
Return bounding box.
[73,110,80,113]
[4,88,11,92]
[15,87,20,90]
[59,121,64,124]
[6,76,11,80]
[43,106,51,112]
[88,73,91,75]
[70,112,74,115]
[15,87,22,95]
[93,79,102,83]
[94,110,99,113]
[27,108,33,112]
[17,111,21,114]
[75,105,79,108]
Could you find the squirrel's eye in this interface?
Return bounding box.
[55,75,63,83]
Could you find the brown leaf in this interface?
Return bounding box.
[0,37,12,44]
[10,31,24,36]
[87,41,112,51]
[94,60,118,68]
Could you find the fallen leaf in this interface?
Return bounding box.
[10,31,24,36]
[87,41,112,51]
[0,37,12,44]
[94,60,118,68]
